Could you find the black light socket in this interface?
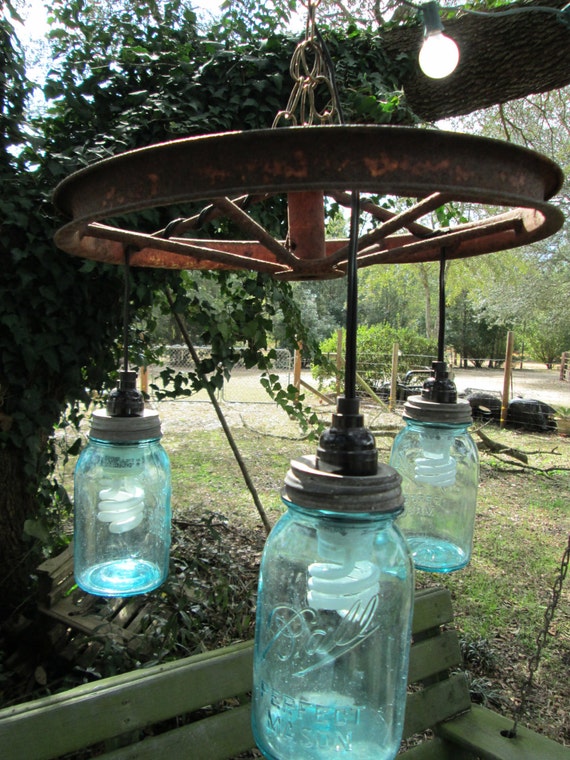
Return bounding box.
[106,370,145,417]
[421,361,457,404]
[316,396,378,476]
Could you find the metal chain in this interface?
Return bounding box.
[272,0,341,127]
[510,532,570,736]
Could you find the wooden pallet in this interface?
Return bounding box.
[36,544,157,661]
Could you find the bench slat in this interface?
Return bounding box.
[0,641,254,760]
[408,629,462,683]
[403,672,472,739]
[100,704,255,760]
[411,587,454,636]
[437,704,570,760]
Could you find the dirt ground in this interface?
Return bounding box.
[452,362,570,408]
[150,362,570,435]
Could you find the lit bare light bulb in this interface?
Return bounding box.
[419,1,460,79]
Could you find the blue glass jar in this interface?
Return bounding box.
[390,396,479,573]
[74,409,171,596]
[252,455,414,760]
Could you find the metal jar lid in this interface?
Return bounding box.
[89,408,163,442]
[283,454,403,514]
[403,395,473,425]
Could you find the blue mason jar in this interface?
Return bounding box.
[252,455,414,760]
[74,409,171,596]
[390,396,479,573]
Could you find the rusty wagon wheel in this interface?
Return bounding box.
[53,125,564,280]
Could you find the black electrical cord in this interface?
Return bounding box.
[314,22,346,125]
[122,247,132,374]
[345,192,361,400]
[438,248,446,363]
[314,18,361,402]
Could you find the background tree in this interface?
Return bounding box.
[447,87,570,364]
[359,264,430,334]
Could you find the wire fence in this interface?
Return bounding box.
[146,346,567,433]
[150,346,294,404]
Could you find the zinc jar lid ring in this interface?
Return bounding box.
[283,455,403,514]
[89,409,163,442]
[403,395,473,425]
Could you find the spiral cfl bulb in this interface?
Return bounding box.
[97,480,145,533]
[415,427,457,487]
[308,560,380,614]
[308,529,379,616]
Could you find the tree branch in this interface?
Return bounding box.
[476,428,529,463]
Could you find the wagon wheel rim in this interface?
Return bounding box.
[53,125,564,280]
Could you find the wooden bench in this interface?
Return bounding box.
[0,587,566,760]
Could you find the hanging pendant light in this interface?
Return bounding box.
[390,362,479,572]
[73,254,171,597]
[390,252,479,572]
[73,370,171,596]
[252,188,414,760]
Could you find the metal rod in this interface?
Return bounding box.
[164,288,273,535]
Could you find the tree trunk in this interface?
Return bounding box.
[0,446,40,621]
[382,0,570,121]
[418,263,433,339]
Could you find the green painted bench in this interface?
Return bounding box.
[0,586,566,760]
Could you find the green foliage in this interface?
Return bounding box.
[446,290,507,366]
[320,322,435,357]
[153,270,316,399]
[259,373,323,438]
[526,317,570,369]
[321,28,415,125]
[314,322,436,385]
[359,264,428,331]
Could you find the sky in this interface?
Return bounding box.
[17,0,306,42]
[17,0,226,43]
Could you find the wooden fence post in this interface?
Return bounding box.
[389,342,399,412]
[500,331,515,428]
[560,352,568,382]
[336,329,343,395]
[293,342,302,393]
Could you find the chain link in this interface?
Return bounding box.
[272,0,341,127]
[510,532,570,736]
